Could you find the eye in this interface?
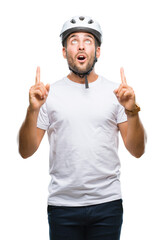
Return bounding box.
[85,39,91,44]
[72,39,78,44]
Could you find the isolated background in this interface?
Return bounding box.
[0,0,163,239]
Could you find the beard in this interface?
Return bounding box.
[66,51,95,75]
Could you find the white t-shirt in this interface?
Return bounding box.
[37,76,127,206]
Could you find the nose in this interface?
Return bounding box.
[78,40,85,51]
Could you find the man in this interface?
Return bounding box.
[19,16,146,240]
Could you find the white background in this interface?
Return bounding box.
[0,0,164,239]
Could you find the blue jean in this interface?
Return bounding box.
[47,199,123,240]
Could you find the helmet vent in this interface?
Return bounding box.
[70,19,76,24]
[79,16,85,21]
[88,19,94,24]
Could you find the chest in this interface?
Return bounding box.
[47,88,118,129]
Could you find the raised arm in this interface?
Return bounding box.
[114,68,147,158]
[18,67,50,158]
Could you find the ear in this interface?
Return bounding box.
[96,47,100,59]
[62,47,67,59]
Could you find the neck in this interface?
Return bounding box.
[67,70,98,84]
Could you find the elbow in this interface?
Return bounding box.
[19,147,30,159]
[126,141,146,159]
[18,144,25,158]
[133,150,145,158]
[18,139,39,159]
[18,144,35,159]
[20,153,29,159]
[131,145,146,159]
[134,135,147,158]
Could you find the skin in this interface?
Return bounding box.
[18,32,146,159]
[18,67,49,158]
[64,33,96,75]
[63,32,100,84]
[115,68,146,158]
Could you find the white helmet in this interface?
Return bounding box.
[60,16,103,46]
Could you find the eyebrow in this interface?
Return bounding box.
[68,34,94,40]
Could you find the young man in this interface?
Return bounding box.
[19,16,146,240]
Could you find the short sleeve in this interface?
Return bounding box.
[116,104,127,124]
[37,103,50,130]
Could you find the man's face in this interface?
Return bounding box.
[63,32,100,74]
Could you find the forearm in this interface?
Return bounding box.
[125,113,146,158]
[19,106,39,158]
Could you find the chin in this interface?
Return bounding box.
[73,66,88,74]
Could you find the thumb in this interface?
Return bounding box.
[45,83,50,93]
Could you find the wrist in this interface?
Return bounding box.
[125,104,140,116]
[27,105,40,115]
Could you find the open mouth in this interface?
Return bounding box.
[77,54,87,63]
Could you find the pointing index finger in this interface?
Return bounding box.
[120,67,127,84]
[35,66,40,85]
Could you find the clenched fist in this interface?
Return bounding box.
[29,67,50,111]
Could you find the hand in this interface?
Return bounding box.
[29,67,50,111]
[114,67,136,111]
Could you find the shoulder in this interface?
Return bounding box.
[48,77,68,94]
[99,75,120,91]
[50,77,67,88]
